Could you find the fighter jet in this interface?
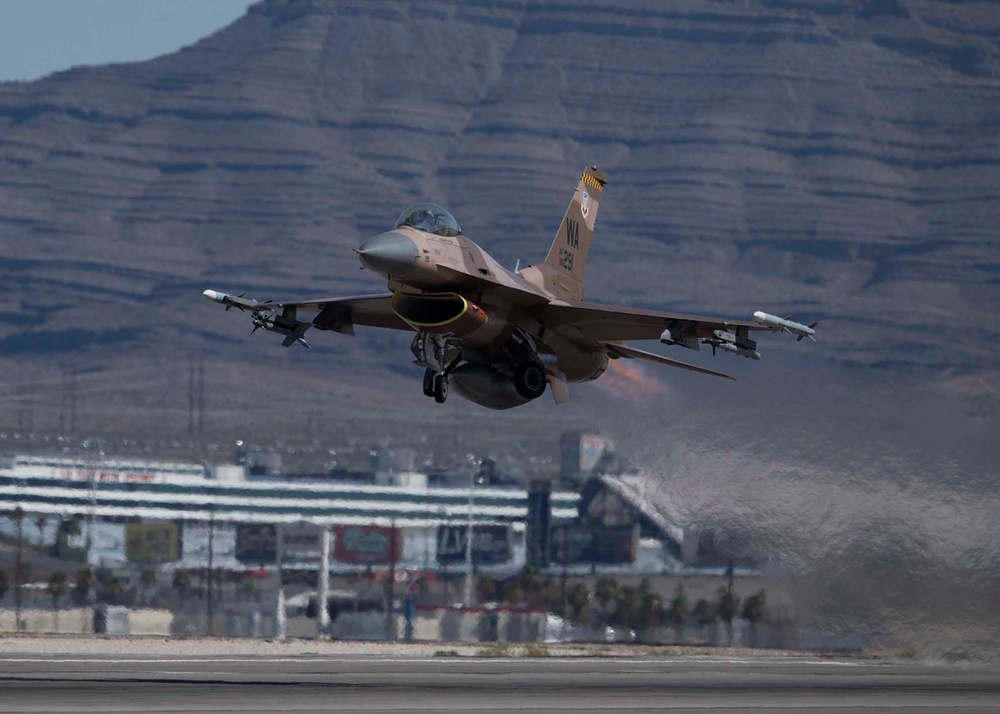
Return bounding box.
[203,166,816,409]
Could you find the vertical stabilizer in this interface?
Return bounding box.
[541,165,607,301]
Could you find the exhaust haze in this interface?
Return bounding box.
[590,359,1000,657]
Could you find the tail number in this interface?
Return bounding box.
[558,248,574,271]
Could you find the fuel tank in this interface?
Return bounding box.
[449,363,532,410]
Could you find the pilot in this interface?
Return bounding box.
[408,208,436,233]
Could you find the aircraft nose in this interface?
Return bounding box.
[357,231,420,275]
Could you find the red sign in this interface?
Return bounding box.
[334,525,400,564]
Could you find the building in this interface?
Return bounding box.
[0,453,578,571]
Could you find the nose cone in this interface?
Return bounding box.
[357,231,420,276]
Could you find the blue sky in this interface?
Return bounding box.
[0,0,252,82]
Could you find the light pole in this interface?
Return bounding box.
[206,506,215,636]
[318,525,330,639]
[275,522,286,641]
[13,506,24,632]
[462,460,477,607]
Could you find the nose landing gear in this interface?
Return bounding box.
[433,373,448,403]
[423,367,449,403]
[414,333,459,405]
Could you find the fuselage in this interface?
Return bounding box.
[356,226,607,385]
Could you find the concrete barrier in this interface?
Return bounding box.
[0,608,93,634]
[287,617,318,639]
[0,606,173,636]
[127,608,174,636]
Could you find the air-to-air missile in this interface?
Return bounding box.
[202,289,311,348]
[752,311,818,341]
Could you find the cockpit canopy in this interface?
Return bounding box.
[394,203,462,237]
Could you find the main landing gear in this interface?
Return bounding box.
[412,329,548,406]
[513,361,547,400]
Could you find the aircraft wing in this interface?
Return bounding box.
[604,343,735,381]
[203,290,410,335]
[542,300,765,344]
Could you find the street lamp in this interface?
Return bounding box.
[462,458,478,607]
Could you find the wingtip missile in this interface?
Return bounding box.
[203,290,261,311]
[753,311,817,340]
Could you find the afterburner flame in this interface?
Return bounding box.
[598,358,670,402]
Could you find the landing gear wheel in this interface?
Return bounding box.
[422,368,435,397]
[433,374,449,404]
[513,361,547,400]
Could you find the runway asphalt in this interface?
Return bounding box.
[0,653,998,713]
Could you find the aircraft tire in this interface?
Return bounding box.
[513,361,547,400]
[422,368,436,397]
[433,374,448,404]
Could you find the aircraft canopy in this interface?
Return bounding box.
[394,203,462,237]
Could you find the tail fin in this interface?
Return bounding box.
[542,165,607,301]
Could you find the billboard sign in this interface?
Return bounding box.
[235,523,277,564]
[436,525,512,565]
[549,524,639,564]
[334,525,400,564]
[282,522,332,565]
[124,522,180,563]
[578,434,607,473]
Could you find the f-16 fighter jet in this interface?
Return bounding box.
[204,166,816,409]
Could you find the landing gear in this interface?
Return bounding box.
[412,330,547,405]
[433,373,449,404]
[513,361,547,400]
[414,333,459,405]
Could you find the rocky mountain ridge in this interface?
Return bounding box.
[1,0,998,436]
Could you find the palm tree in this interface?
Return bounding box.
[34,515,48,549]
[102,577,124,605]
[172,569,192,602]
[0,567,9,605]
[47,572,69,631]
[502,580,523,606]
[518,566,550,609]
[716,584,740,647]
[668,584,690,643]
[638,590,663,634]
[475,576,495,604]
[616,586,640,630]
[567,583,590,626]
[139,569,158,607]
[594,576,619,624]
[72,568,95,606]
[238,577,257,603]
[741,589,767,648]
[693,599,716,643]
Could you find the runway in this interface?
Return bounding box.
[0,653,998,713]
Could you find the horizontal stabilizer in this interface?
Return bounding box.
[605,343,735,381]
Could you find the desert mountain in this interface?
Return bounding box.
[1,0,998,445]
